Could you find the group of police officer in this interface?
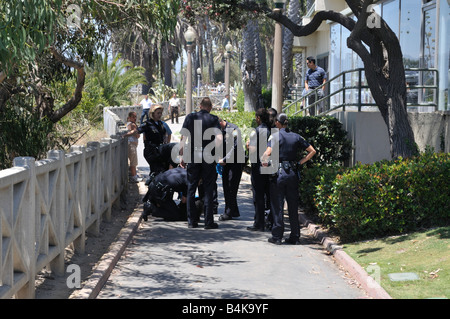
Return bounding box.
[136,98,316,245]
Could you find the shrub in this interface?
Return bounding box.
[0,106,55,169]
[317,151,450,242]
[288,116,352,167]
[235,89,244,112]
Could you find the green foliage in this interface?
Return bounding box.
[181,0,265,29]
[310,151,450,242]
[235,89,245,112]
[149,80,176,103]
[88,54,147,106]
[0,107,55,170]
[289,116,353,166]
[261,87,272,108]
[211,110,256,144]
[299,163,348,224]
[0,0,62,74]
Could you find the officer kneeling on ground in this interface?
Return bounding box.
[142,166,203,222]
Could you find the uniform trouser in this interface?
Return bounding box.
[198,181,219,213]
[222,163,243,217]
[251,164,270,229]
[152,199,187,221]
[270,168,300,240]
[144,147,165,175]
[186,160,217,226]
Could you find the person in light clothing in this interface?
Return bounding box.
[140,95,152,123]
[221,94,230,111]
[124,111,141,183]
[169,93,180,124]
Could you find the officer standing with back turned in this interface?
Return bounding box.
[179,97,223,229]
[262,113,316,245]
[217,117,245,221]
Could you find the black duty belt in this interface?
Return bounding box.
[278,161,298,170]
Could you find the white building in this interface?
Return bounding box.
[292,0,449,164]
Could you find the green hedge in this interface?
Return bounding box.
[288,116,352,167]
[212,113,352,168]
[0,107,55,170]
[309,151,450,242]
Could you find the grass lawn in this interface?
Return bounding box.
[342,226,450,299]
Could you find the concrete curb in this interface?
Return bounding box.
[299,213,392,299]
[70,183,146,299]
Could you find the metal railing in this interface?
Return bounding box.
[283,68,440,117]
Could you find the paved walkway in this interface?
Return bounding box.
[95,116,368,300]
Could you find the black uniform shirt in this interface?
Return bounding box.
[268,128,310,162]
[181,109,221,156]
[154,167,188,194]
[249,123,270,165]
[140,119,166,146]
[221,121,243,164]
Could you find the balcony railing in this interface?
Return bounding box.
[283,68,441,116]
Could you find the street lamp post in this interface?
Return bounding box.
[271,0,286,113]
[225,41,233,110]
[184,26,196,114]
[197,67,201,97]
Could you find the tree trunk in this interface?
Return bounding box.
[205,16,215,84]
[242,19,263,111]
[267,0,417,158]
[161,40,173,88]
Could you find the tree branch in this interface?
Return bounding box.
[48,46,85,123]
[267,9,356,37]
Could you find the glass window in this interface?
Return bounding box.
[422,6,437,103]
[400,0,421,68]
[330,23,342,107]
[400,0,422,105]
[382,0,400,37]
[423,6,436,70]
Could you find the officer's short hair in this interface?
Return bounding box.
[256,108,269,126]
[200,97,212,108]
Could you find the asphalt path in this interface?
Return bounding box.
[97,116,367,301]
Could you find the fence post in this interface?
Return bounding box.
[358,69,362,112]
[70,146,86,254]
[47,150,66,276]
[342,72,346,112]
[101,138,113,221]
[12,157,36,299]
[86,141,101,236]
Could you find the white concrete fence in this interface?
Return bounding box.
[0,134,128,298]
[103,100,187,136]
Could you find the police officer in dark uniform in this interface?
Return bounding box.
[217,118,245,221]
[247,108,272,231]
[138,104,166,175]
[265,108,278,229]
[142,166,188,221]
[262,113,316,245]
[179,97,223,229]
[158,142,180,170]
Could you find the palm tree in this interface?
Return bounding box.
[242,19,264,111]
[88,54,147,106]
